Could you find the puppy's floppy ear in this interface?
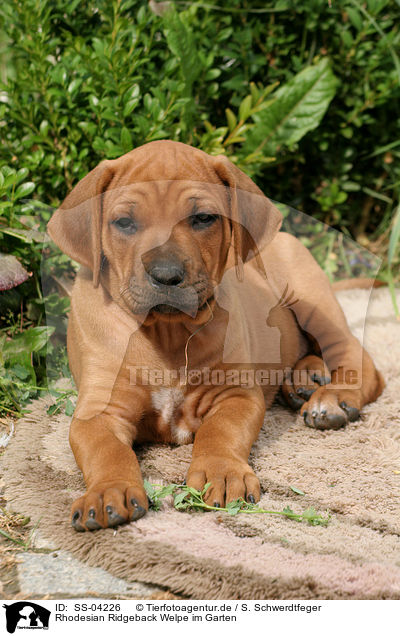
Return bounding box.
[47,161,115,287]
[212,155,282,278]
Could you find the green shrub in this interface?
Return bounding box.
[2,0,399,224]
[0,0,399,414]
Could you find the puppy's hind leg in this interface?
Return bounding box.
[282,352,384,431]
[282,354,330,411]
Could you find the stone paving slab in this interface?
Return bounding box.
[17,551,163,599]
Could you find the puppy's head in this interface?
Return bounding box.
[48,141,282,323]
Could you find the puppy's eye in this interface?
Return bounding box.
[189,213,218,230]
[112,217,137,234]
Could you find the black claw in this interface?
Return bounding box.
[213,502,220,508]
[130,506,146,522]
[274,391,288,407]
[71,510,85,532]
[247,494,256,504]
[130,498,146,522]
[106,505,125,528]
[85,518,102,531]
[303,411,314,428]
[296,387,315,400]
[340,401,360,422]
[73,523,85,533]
[85,508,101,529]
[287,392,305,410]
[311,374,331,386]
[182,479,186,486]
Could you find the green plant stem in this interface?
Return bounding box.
[387,269,400,318]
[0,404,18,415]
[187,500,311,520]
[0,527,27,547]
[147,482,330,526]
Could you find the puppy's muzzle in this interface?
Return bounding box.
[146,258,185,288]
[129,254,195,316]
[144,257,192,315]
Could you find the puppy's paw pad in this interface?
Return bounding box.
[303,409,347,430]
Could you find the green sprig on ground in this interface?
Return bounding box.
[144,480,330,526]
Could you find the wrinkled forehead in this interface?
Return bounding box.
[103,180,230,225]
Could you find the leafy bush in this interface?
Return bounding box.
[0,0,399,414]
[2,0,399,222]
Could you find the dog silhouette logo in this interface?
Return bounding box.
[3,602,50,633]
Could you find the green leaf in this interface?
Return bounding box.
[68,79,82,95]
[14,182,36,200]
[3,326,54,360]
[120,127,132,150]
[283,506,295,516]
[89,95,99,109]
[1,227,44,244]
[205,68,221,81]
[186,486,202,497]
[225,108,237,132]
[250,82,259,104]
[78,121,97,136]
[51,66,67,85]
[226,500,242,515]
[239,95,252,122]
[124,84,140,102]
[39,120,50,136]
[65,399,75,416]
[16,168,29,184]
[47,404,60,416]
[388,204,400,266]
[7,352,36,383]
[290,485,305,496]
[123,99,139,118]
[302,506,317,519]
[11,364,31,380]
[163,9,200,93]
[346,7,363,30]
[143,479,156,500]
[243,58,338,158]
[173,490,189,505]
[144,481,179,511]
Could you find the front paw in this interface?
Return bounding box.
[186,456,260,508]
[71,480,148,532]
[300,386,360,430]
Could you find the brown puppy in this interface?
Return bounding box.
[47,141,384,531]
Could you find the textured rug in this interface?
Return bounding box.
[2,288,400,599]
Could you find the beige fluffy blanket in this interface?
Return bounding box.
[2,288,400,599]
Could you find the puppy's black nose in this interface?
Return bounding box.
[147,260,185,287]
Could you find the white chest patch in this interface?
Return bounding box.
[151,387,185,422]
[151,387,192,444]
